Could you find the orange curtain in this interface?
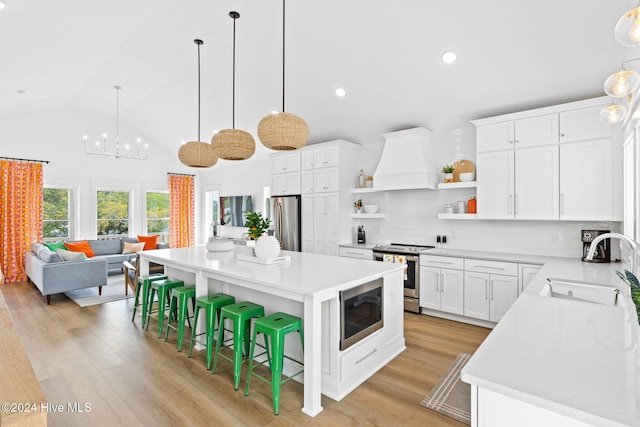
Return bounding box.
[0,160,43,283]
[168,174,195,248]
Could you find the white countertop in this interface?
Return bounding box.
[142,245,404,298]
[454,252,640,426]
[421,247,547,264]
[339,242,378,250]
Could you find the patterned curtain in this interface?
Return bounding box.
[168,174,195,248]
[0,160,43,283]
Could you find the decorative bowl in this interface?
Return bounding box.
[206,237,234,252]
[364,205,378,214]
[459,172,476,182]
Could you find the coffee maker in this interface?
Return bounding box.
[357,225,366,244]
[581,229,611,263]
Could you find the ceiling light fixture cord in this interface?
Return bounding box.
[282,0,286,112]
[115,85,121,155]
[231,11,238,129]
[196,39,203,141]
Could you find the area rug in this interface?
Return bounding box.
[420,352,471,425]
[64,274,132,307]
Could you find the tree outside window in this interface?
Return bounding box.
[97,190,129,237]
[147,191,169,243]
[43,187,74,241]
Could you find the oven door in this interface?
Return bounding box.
[373,252,419,299]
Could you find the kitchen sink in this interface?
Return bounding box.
[539,278,621,306]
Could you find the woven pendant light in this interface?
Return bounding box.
[257,0,309,151]
[179,39,218,168]
[211,11,255,161]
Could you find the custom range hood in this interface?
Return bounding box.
[372,127,439,191]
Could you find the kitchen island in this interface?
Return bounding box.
[445,250,640,426]
[139,245,406,417]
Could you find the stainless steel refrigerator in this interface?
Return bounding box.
[268,195,301,252]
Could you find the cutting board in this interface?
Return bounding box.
[452,159,476,182]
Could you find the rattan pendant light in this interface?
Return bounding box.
[257,0,309,151]
[211,11,255,161]
[179,39,218,168]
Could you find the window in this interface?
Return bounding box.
[146,191,169,243]
[205,190,220,235]
[43,187,76,242]
[96,190,130,238]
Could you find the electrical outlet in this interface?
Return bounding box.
[550,233,558,244]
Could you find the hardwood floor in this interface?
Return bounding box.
[2,281,491,426]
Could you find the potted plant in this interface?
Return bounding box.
[354,199,363,213]
[244,211,270,241]
[615,269,640,325]
[442,165,455,183]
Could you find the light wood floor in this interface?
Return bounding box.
[2,281,491,427]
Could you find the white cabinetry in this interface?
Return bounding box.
[473,97,617,221]
[271,152,301,196]
[419,256,464,315]
[518,263,542,295]
[300,140,361,255]
[463,259,518,322]
[339,246,373,260]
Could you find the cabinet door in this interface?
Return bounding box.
[560,105,612,143]
[464,272,490,320]
[313,194,327,254]
[302,150,315,170]
[489,275,518,322]
[284,152,301,172]
[514,114,558,147]
[476,122,514,152]
[313,145,340,168]
[419,267,441,310]
[272,156,286,173]
[301,195,314,252]
[518,264,541,295]
[271,175,286,196]
[440,268,464,315]
[284,172,301,195]
[623,133,636,240]
[477,151,514,219]
[559,138,612,220]
[324,193,340,256]
[514,145,559,220]
[301,170,315,194]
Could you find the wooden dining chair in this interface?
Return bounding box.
[123,258,139,296]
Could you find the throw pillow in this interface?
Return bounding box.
[137,234,159,250]
[64,240,96,257]
[123,241,145,254]
[58,249,87,261]
[44,241,67,251]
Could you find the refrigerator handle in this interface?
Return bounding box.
[275,201,284,243]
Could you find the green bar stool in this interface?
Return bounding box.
[145,279,184,337]
[244,312,304,415]
[164,285,196,351]
[212,301,265,390]
[188,293,236,369]
[132,273,167,327]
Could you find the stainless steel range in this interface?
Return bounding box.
[372,243,434,313]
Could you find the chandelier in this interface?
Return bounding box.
[83,85,149,160]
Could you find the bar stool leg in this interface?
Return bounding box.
[271,332,285,415]
[188,304,201,359]
[177,292,188,351]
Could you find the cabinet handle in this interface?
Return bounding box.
[472,265,505,270]
[428,260,453,265]
[435,273,439,292]
[560,133,565,138]
[508,195,513,214]
[355,348,378,364]
[560,193,565,216]
[515,195,519,215]
[440,273,444,293]
[490,280,494,300]
[485,279,489,300]
[515,139,519,144]
[509,140,514,144]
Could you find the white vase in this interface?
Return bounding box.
[254,235,280,259]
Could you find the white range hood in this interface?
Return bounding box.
[372,127,439,191]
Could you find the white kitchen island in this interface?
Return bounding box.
[139,245,406,417]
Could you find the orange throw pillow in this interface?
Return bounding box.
[64,240,96,257]
[137,235,159,250]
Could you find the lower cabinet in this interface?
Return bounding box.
[339,246,373,260]
[420,264,464,315]
[518,263,542,295]
[463,258,518,322]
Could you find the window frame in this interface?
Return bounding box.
[42,185,79,242]
[95,186,134,239]
[144,189,170,244]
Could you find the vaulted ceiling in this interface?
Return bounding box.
[0,0,633,165]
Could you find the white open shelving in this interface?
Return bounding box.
[437,213,477,220]
[350,213,385,219]
[437,181,477,189]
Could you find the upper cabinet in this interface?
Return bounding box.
[271,152,301,174]
[472,96,620,221]
[271,152,301,196]
[302,145,339,170]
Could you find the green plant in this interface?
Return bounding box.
[354,199,363,209]
[441,165,455,174]
[244,211,270,240]
[615,269,640,325]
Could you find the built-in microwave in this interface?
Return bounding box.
[339,278,383,351]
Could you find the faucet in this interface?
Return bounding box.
[586,232,637,275]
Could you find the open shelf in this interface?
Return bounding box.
[350,213,385,219]
[437,213,477,220]
[349,187,380,194]
[438,181,477,189]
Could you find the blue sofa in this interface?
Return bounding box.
[25,238,167,304]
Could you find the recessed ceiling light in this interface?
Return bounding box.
[0,1,6,11]
[441,51,457,64]
[335,87,347,97]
